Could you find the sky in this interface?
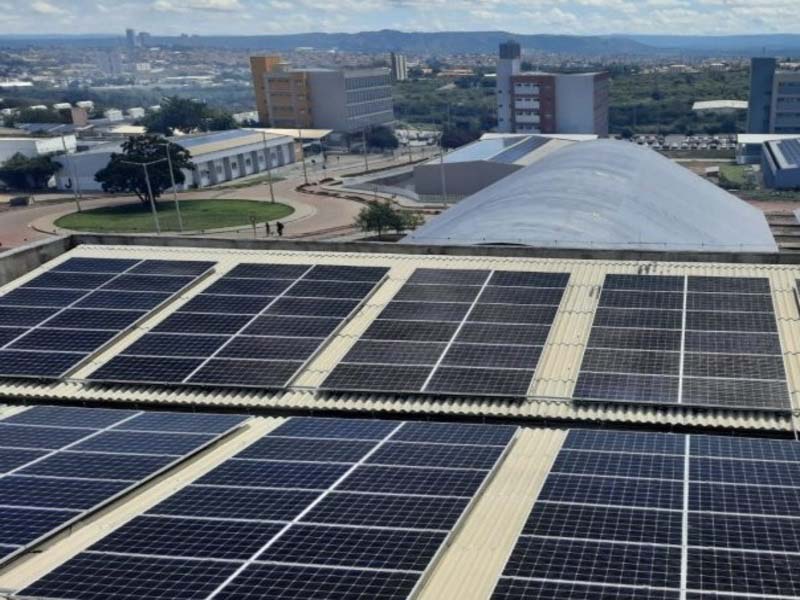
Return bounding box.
[1,0,799,36]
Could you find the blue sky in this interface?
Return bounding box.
[1,0,798,36]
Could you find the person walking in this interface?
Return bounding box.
[265,222,271,237]
[276,221,284,237]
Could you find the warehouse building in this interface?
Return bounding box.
[54,129,295,192]
[406,139,776,251]
[413,132,596,202]
[763,137,800,189]
[0,133,76,164]
[0,232,798,599]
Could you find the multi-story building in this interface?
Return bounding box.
[390,52,408,82]
[747,57,800,134]
[250,55,394,134]
[125,28,138,50]
[495,41,609,136]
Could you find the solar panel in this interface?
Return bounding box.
[19,416,517,600]
[0,258,215,380]
[490,429,800,599]
[322,268,570,398]
[0,405,248,567]
[574,274,790,410]
[89,263,388,389]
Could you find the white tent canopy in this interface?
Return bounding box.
[403,139,777,253]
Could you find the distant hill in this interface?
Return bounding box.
[3,31,800,57]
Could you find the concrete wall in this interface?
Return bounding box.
[0,135,77,164]
[0,236,72,286]
[748,57,776,134]
[555,75,597,134]
[308,71,348,132]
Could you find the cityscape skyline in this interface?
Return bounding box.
[1,0,800,37]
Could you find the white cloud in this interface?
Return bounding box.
[153,0,243,12]
[31,0,68,15]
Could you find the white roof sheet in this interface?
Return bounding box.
[692,100,747,111]
[403,139,777,252]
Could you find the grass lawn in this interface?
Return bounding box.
[719,164,749,186]
[56,199,294,233]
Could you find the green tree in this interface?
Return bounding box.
[366,126,399,150]
[94,134,193,206]
[0,153,61,189]
[142,96,238,135]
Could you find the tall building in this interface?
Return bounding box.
[138,31,151,48]
[390,52,408,82]
[250,55,394,133]
[494,41,608,136]
[747,57,800,134]
[125,28,138,50]
[496,40,521,133]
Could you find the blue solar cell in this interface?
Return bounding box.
[214,563,419,600]
[492,579,681,600]
[563,430,685,455]
[690,457,800,487]
[127,260,215,276]
[0,327,26,346]
[151,486,319,521]
[50,258,139,273]
[538,473,683,510]
[9,328,117,353]
[338,464,486,497]
[0,507,80,546]
[690,481,800,516]
[71,431,216,455]
[188,359,303,387]
[393,421,517,446]
[235,436,376,463]
[0,306,59,327]
[0,287,85,307]
[687,547,800,597]
[2,406,137,429]
[259,524,446,570]
[691,435,800,462]
[552,450,684,480]
[18,552,241,600]
[269,417,400,441]
[20,452,174,481]
[75,291,171,311]
[23,272,115,290]
[103,274,195,293]
[0,448,47,472]
[195,459,349,489]
[153,312,251,334]
[0,423,90,449]
[0,350,87,377]
[689,512,800,553]
[89,355,204,383]
[368,441,504,470]
[92,515,284,560]
[44,308,144,330]
[116,411,248,434]
[123,333,228,358]
[226,263,311,280]
[180,294,274,315]
[0,476,130,510]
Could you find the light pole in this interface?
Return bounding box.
[361,128,369,172]
[298,128,308,185]
[260,132,276,204]
[121,158,163,234]
[438,126,448,205]
[61,136,82,212]
[159,141,183,232]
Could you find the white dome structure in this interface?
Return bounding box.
[403,140,777,252]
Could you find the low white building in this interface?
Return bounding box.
[127,107,146,119]
[54,129,295,192]
[763,138,800,189]
[736,133,800,164]
[0,135,77,164]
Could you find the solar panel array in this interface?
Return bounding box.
[491,429,800,599]
[574,274,789,410]
[89,263,388,388]
[322,268,570,397]
[19,416,517,600]
[0,405,248,566]
[0,257,215,379]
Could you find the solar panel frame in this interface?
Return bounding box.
[0,258,216,381]
[88,263,389,390]
[0,406,249,568]
[16,417,518,600]
[575,274,790,411]
[490,430,800,600]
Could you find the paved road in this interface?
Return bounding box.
[0,150,431,248]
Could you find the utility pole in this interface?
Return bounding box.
[161,141,183,232]
[362,128,369,172]
[261,132,276,203]
[438,127,448,205]
[122,159,162,234]
[61,136,81,212]
[298,128,308,185]
[405,124,413,164]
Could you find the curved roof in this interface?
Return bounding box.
[403,139,777,252]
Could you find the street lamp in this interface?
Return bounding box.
[60,136,82,213]
[120,158,164,234]
[260,132,276,204]
[297,128,308,185]
[159,141,184,232]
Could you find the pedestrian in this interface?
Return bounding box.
[276,221,284,237]
[265,222,271,236]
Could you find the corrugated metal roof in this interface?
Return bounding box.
[0,244,798,434]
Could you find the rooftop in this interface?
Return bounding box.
[406,140,776,252]
[692,100,748,111]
